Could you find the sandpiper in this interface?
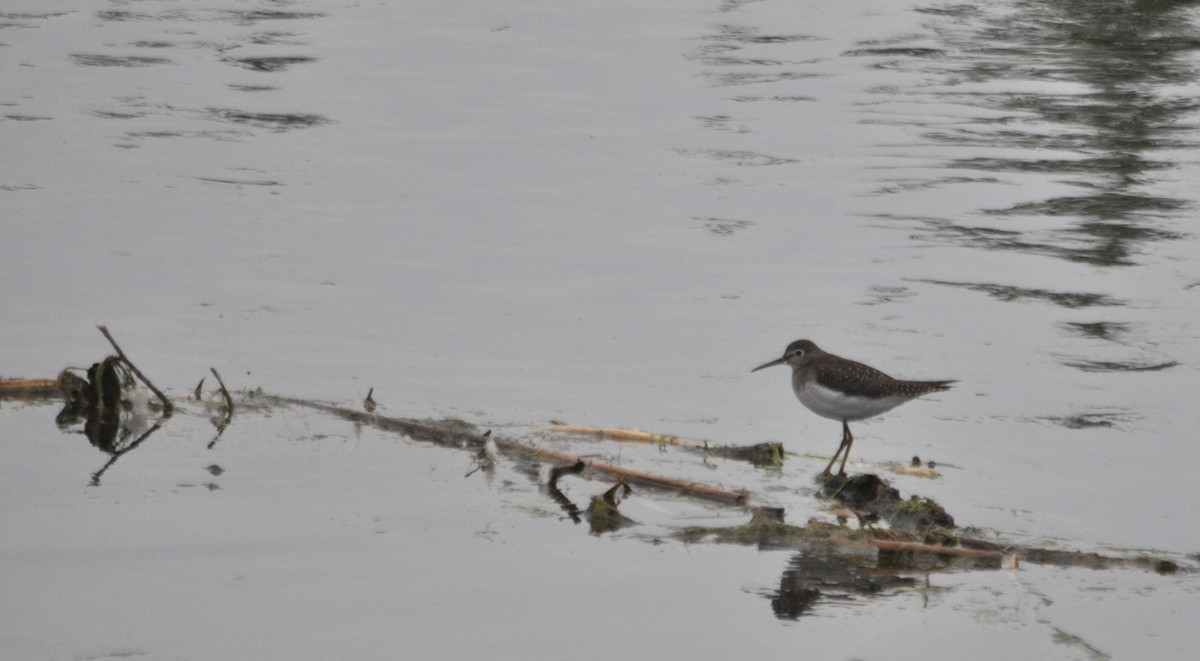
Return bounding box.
[753,339,954,476]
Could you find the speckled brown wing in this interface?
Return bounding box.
[814,356,954,399]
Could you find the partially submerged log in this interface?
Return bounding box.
[281,400,1183,574]
[284,397,750,505]
[3,329,1188,578]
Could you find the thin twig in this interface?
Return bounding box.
[96,325,173,416]
[548,423,700,447]
[549,423,783,467]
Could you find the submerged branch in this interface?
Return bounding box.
[868,538,1006,561]
[9,361,1186,577]
[270,396,1191,573]
[284,397,749,505]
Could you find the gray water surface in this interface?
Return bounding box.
[3,0,1198,658]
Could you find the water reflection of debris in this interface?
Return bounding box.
[539,460,586,524]
[770,547,916,619]
[53,357,164,485]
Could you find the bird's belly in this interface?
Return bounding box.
[796,382,908,421]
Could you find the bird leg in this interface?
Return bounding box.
[820,421,854,477]
[838,421,853,475]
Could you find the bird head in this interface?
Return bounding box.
[752,339,821,372]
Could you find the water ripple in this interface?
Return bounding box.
[71,53,172,68]
[206,109,331,132]
[225,56,318,72]
[913,279,1124,308]
[877,0,1200,267]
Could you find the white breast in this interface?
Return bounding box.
[795,381,910,422]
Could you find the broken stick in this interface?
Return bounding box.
[96,325,173,416]
[209,367,234,416]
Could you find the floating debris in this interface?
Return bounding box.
[586,482,635,534]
